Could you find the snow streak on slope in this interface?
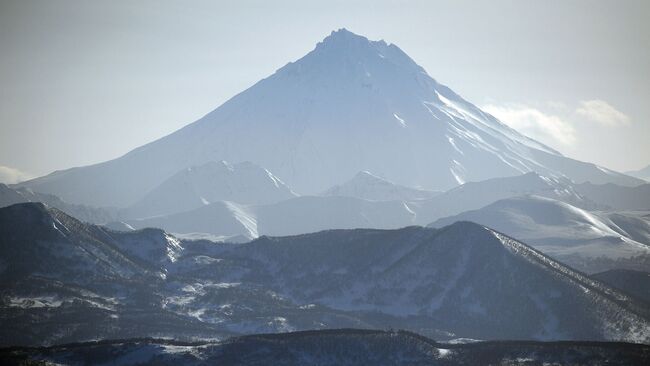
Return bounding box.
[490,229,649,343]
[130,201,258,240]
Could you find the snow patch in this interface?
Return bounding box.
[393,113,407,127]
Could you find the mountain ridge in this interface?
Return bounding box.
[2,202,649,345]
[4,330,650,366]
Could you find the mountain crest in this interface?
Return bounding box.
[320,28,374,45]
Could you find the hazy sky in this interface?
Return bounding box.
[1,0,649,182]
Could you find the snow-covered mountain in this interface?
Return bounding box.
[125,161,296,218]
[17,29,642,207]
[429,195,650,273]
[0,202,180,281]
[323,170,440,201]
[126,172,649,244]
[126,172,635,240]
[411,172,593,225]
[0,203,229,346]
[2,203,648,345]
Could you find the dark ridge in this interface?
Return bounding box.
[484,225,650,321]
[2,329,649,353]
[0,337,218,353]
[591,269,650,303]
[0,201,48,213]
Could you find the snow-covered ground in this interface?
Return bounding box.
[430,195,650,272]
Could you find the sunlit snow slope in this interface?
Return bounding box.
[430,195,650,272]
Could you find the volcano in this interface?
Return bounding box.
[19,29,642,207]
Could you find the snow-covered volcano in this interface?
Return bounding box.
[19,29,642,207]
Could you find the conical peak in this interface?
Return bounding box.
[320,28,376,46]
[328,28,357,38]
[268,28,433,92]
[315,28,389,54]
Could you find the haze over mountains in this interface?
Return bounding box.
[323,170,441,201]
[125,160,297,218]
[3,164,649,272]
[1,28,649,364]
[16,29,642,208]
[626,164,650,182]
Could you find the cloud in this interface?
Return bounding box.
[575,100,629,126]
[482,104,576,146]
[0,165,33,184]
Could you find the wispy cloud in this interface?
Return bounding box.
[0,165,33,184]
[483,99,631,149]
[482,104,576,146]
[575,100,630,126]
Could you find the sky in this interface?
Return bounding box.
[1,0,649,183]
